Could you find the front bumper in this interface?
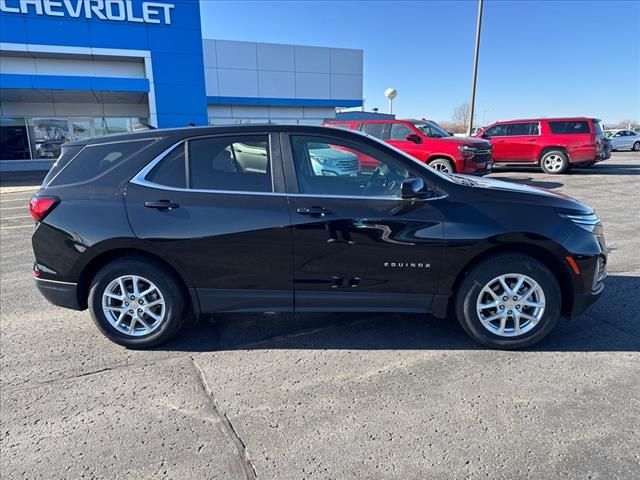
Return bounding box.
[570,287,604,317]
[35,277,82,310]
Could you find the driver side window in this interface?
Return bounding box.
[484,124,509,137]
[290,135,411,198]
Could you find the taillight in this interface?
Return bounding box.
[29,195,59,222]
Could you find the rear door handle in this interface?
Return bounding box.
[144,200,179,210]
[527,138,537,142]
[296,206,332,217]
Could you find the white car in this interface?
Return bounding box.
[604,130,640,151]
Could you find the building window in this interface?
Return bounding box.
[29,118,71,160]
[0,117,31,160]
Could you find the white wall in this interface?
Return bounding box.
[203,39,363,101]
[207,105,335,125]
[0,102,149,117]
[0,54,146,78]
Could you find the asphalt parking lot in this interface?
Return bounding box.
[1,153,639,479]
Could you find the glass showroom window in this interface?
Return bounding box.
[95,117,150,136]
[0,117,31,160]
[28,118,71,160]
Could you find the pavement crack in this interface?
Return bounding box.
[191,357,257,480]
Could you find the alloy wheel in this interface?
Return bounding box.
[431,162,452,173]
[102,275,166,336]
[543,154,564,172]
[476,273,546,337]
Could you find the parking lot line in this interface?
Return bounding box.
[0,215,32,220]
[0,224,33,230]
[0,206,28,211]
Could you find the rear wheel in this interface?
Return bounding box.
[454,254,561,349]
[633,142,640,152]
[428,158,455,174]
[88,258,187,348]
[540,150,569,174]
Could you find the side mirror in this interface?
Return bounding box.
[406,133,422,144]
[401,177,426,199]
[481,132,488,138]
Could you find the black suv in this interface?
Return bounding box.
[30,125,606,349]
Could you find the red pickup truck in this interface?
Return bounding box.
[472,117,609,174]
[325,119,493,175]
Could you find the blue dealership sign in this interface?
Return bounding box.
[0,0,208,127]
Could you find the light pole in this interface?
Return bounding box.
[467,0,484,136]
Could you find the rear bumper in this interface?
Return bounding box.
[35,278,82,310]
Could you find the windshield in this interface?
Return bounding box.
[412,121,451,138]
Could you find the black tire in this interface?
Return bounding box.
[454,254,561,349]
[428,158,455,174]
[540,150,569,174]
[633,142,640,152]
[88,257,187,348]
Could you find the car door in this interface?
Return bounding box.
[482,123,510,161]
[610,131,625,150]
[621,131,635,149]
[282,132,445,312]
[504,122,540,162]
[386,122,426,160]
[125,132,294,313]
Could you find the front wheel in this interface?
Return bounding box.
[540,150,569,174]
[88,257,187,348]
[428,158,455,174]
[454,254,561,349]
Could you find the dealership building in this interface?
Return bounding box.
[0,0,364,170]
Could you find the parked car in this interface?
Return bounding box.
[325,119,493,175]
[473,117,609,174]
[31,125,606,350]
[604,129,640,151]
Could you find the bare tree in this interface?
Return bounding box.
[449,103,476,133]
[452,103,471,126]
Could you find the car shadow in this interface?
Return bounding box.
[161,275,639,353]
[492,162,640,176]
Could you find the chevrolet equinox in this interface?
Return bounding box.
[30,125,606,349]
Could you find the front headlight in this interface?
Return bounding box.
[459,145,475,152]
[559,212,602,233]
[310,155,337,167]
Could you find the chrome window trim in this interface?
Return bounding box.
[132,134,276,194]
[131,136,448,202]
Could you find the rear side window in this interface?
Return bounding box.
[549,121,590,134]
[360,123,386,139]
[49,139,154,186]
[189,136,271,192]
[146,145,186,188]
[144,135,272,192]
[41,144,83,187]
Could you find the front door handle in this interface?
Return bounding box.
[144,200,179,210]
[296,206,332,217]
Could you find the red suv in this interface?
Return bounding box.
[473,117,609,174]
[326,119,493,175]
